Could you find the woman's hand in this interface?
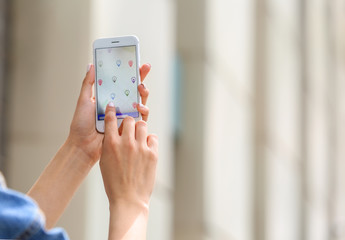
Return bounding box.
[68,64,152,166]
[100,103,158,240]
[28,64,152,229]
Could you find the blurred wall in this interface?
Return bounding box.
[174,0,254,239]
[5,0,345,240]
[257,1,345,240]
[174,0,345,240]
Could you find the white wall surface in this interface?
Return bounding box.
[265,1,301,239]
[205,0,254,239]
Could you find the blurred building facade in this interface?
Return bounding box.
[2,0,345,240]
[175,0,345,240]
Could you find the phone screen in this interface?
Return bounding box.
[95,46,139,120]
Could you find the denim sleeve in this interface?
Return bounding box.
[0,181,69,240]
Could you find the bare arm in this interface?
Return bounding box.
[27,64,152,229]
[27,138,94,228]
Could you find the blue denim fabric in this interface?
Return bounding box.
[0,173,69,240]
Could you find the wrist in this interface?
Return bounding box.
[65,135,98,168]
[108,199,149,240]
[109,198,150,217]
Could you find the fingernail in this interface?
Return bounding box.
[141,83,146,89]
[147,63,151,68]
[87,64,92,72]
[108,102,115,107]
[138,103,145,108]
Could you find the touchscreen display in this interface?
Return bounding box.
[95,46,139,120]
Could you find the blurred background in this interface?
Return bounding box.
[0,0,345,239]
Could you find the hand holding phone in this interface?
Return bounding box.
[94,36,142,133]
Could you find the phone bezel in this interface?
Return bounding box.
[93,36,142,133]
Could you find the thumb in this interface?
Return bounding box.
[80,64,95,100]
[104,102,119,137]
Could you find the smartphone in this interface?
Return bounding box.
[93,36,141,133]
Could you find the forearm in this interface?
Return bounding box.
[108,200,149,240]
[27,137,94,229]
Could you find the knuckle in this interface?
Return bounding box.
[105,136,116,148]
[136,120,147,128]
[142,107,149,115]
[149,134,159,145]
[110,136,120,146]
[124,139,136,150]
[143,88,149,97]
[148,150,158,163]
[152,134,158,140]
[104,112,114,123]
[124,116,135,125]
[138,143,147,152]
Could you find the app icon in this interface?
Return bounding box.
[98,61,103,67]
[131,77,136,83]
[110,93,115,100]
[98,79,103,86]
[112,76,117,83]
[116,60,121,67]
[124,90,130,96]
[132,102,137,109]
[128,60,133,67]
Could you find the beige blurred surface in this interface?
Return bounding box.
[3,0,345,240]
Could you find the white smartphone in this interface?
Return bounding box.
[93,36,142,133]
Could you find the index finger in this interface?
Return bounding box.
[104,102,119,138]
